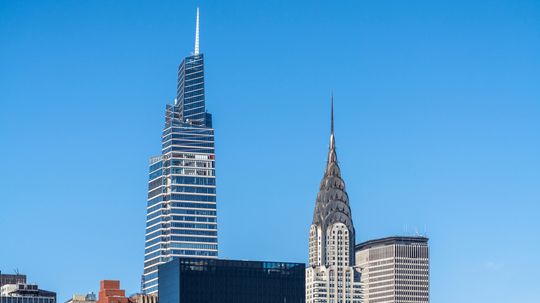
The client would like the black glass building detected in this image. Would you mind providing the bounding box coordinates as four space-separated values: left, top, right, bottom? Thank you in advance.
158 258 305 303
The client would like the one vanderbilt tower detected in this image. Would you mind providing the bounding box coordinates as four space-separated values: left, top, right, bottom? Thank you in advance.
142 8 218 294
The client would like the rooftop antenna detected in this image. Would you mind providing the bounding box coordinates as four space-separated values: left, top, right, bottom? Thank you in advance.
329 91 335 150
194 7 200 55
331 91 334 135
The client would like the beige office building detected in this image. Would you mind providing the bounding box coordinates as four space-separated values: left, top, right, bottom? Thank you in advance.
355 237 429 303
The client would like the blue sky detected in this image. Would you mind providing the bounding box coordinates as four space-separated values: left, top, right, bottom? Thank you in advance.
1 0 539 302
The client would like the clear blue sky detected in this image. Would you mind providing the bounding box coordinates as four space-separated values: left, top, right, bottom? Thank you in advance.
1 0 539 302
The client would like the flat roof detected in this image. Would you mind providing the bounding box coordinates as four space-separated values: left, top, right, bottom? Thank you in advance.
355 236 429 251
160 257 305 270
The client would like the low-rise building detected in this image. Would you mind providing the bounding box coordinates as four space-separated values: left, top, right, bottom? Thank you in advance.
128 294 157 303
0 283 56 303
65 293 97 303
159 258 305 303
96 281 128 303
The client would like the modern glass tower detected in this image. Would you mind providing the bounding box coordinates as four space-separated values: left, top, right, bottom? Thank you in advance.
142 8 218 294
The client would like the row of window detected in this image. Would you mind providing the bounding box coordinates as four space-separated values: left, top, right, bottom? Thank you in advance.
149 161 163 173
170 186 215 194
144 256 169 268
149 169 162 180
168 168 215 176
146 226 217 241
184 82 204 91
163 140 214 148
170 222 217 229
168 159 214 167
1 298 54 303
146 234 218 248
170 208 216 216
170 202 216 209
171 176 216 186
163 127 213 136
147 212 218 228
164 133 213 142
184 77 204 89
170 236 217 243
171 215 216 222
169 242 217 250
184 70 204 80
170 249 217 256
183 97 204 110
169 194 216 202
164 146 214 154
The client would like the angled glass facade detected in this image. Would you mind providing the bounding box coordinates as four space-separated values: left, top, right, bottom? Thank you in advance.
158 258 305 303
143 53 217 294
175 55 209 125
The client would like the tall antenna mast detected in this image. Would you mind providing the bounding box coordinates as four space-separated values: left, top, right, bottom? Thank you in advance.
331 91 334 135
194 7 200 55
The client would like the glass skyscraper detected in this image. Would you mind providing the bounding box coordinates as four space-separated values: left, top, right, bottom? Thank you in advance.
142 9 218 294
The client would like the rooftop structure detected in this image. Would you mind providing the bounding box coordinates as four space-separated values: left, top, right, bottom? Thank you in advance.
0 274 27 288
65 293 97 303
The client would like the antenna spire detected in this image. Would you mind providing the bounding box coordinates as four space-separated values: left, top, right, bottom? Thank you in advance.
194 7 200 55
330 92 335 149
331 92 334 135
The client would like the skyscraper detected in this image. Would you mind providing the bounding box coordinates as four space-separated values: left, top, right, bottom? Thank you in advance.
355 236 429 303
142 8 218 294
305 98 362 303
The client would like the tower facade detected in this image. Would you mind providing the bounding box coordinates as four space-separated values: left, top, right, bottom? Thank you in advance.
355 237 429 303
306 100 362 303
142 9 218 294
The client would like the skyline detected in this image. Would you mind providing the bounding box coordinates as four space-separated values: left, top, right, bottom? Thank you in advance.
1 1 540 303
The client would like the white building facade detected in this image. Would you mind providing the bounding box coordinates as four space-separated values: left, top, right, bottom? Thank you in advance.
355 237 429 303
306 102 362 303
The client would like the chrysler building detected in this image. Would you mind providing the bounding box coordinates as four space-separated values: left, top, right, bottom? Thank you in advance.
306 97 362 303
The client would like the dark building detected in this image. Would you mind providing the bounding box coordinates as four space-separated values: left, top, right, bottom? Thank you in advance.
0 274 26 287
158 258 305 303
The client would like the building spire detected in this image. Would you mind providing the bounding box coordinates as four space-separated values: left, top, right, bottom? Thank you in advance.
330 92 335 149
194 7 200 55
310 92 356 267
